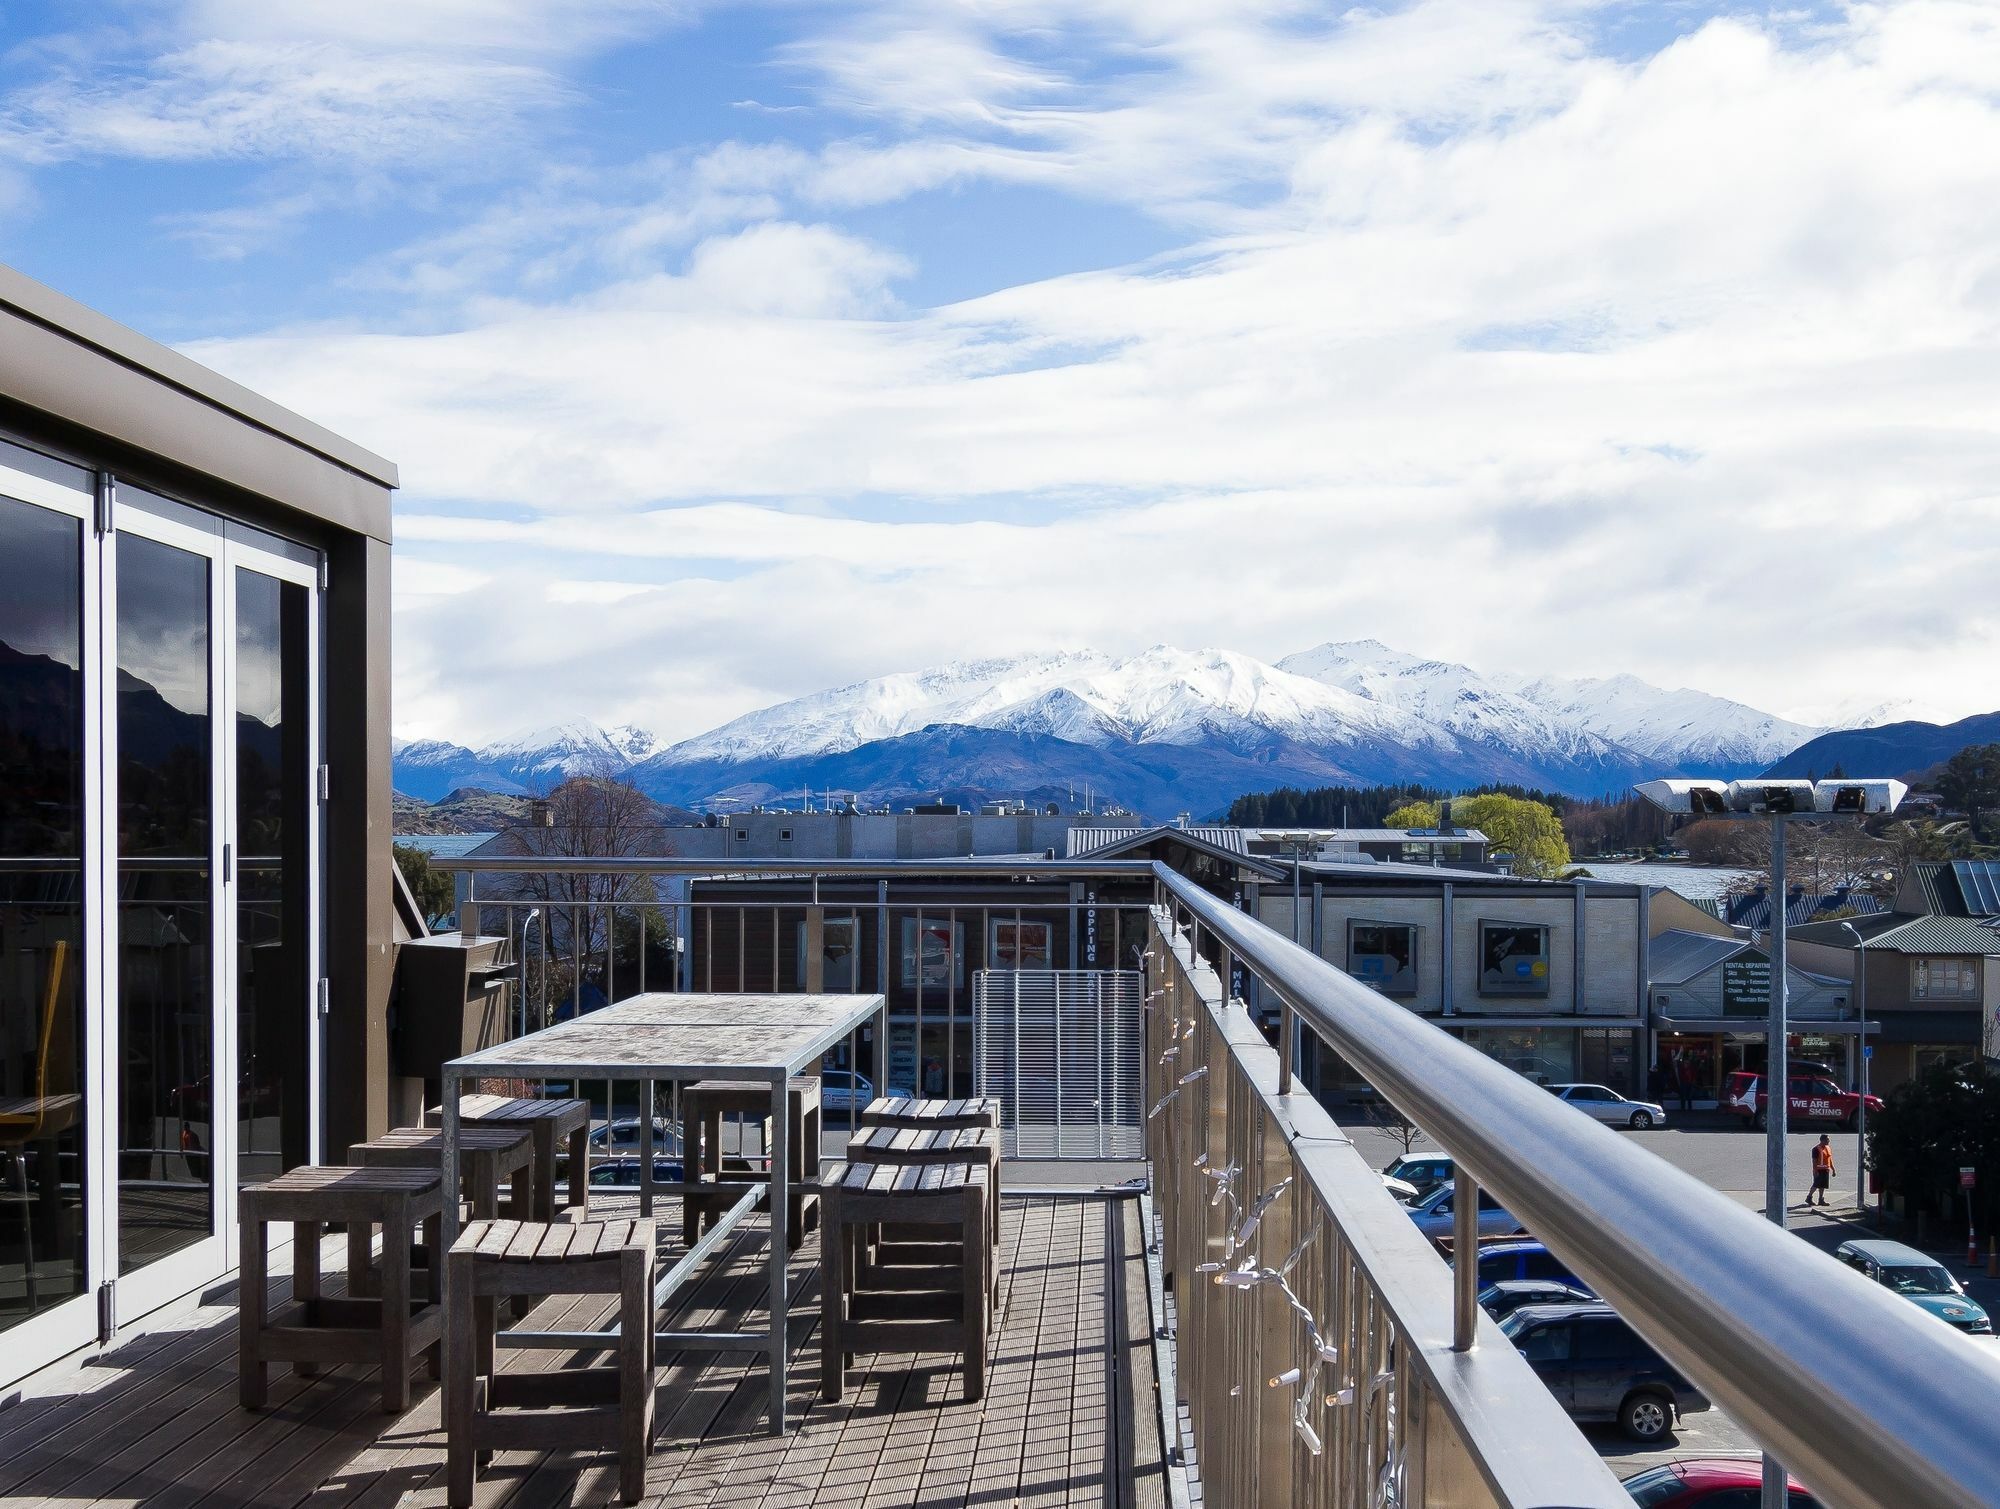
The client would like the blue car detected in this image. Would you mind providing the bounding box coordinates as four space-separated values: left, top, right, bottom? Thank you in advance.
588 1156 685 1188
1472 1240 1581 1287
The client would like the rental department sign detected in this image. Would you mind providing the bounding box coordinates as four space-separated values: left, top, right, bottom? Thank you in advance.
1722 956 1773 1015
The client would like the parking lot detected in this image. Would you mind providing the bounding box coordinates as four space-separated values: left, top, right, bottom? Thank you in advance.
1344 1109 1996 1487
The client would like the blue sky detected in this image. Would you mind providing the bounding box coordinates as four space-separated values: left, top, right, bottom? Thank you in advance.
2 1 1996 744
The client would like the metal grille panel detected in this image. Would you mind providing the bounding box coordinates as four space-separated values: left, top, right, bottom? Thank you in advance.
973 969 1143 1159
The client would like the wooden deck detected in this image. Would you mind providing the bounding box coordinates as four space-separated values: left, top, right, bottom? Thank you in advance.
0 1193 1164 1507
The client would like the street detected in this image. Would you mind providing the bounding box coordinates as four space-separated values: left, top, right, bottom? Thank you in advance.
1343 1111 1999 1489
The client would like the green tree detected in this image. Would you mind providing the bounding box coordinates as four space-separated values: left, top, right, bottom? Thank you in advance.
1382 793 1571 878
1382 800 1440 829
393 842 456 928
1936 743 2000 844
1867 1059 2000 1234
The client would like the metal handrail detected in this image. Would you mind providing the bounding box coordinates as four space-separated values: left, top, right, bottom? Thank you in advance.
1149 911 1629 1508
435 855 1162 878
1155 863 2000 1509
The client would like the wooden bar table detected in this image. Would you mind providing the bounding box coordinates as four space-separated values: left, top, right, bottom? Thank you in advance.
441 992 886 1434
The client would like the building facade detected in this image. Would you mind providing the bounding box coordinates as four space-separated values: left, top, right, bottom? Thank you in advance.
0 266 396 1384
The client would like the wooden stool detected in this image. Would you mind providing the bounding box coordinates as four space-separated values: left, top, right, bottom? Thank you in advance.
821 1161 988 1404
239 1165 445 1413
844 1123 1001 1311
858 1096 999 1133
431 1095 591 1222
446 1218 657 1507
352 1126 537 1220
681 1077 820 1251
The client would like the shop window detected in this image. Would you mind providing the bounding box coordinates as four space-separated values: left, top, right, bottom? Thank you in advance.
989 918 1053 970
795 915 859 991
1479 922 1551 997
1914 1044 1975 1076
900 916 965 991
1910 957 1979 1001
1348 921 1418 997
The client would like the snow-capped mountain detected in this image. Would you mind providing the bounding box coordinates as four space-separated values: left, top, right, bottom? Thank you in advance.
1491 670 1819 770
393 641 1834 813
646 647 1446 767
390 720 665 800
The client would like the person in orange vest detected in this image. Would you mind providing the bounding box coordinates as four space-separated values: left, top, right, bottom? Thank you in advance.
1808 1133 1835 1206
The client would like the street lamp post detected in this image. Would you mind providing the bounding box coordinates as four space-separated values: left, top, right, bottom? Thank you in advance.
1634 777 1905 1509
1841 919 1870 1215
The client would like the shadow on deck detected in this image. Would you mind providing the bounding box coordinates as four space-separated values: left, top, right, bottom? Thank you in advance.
0 1194 1164 1508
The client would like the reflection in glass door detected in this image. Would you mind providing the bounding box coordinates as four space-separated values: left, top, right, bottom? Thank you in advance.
113 533 216 1275
233 567 311 1185
0 493 90 1336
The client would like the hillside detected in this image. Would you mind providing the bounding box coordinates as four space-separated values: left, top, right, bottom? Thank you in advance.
1762 711 2000 780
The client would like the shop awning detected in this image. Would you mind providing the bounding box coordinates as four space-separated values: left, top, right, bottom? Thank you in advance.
1869 1010 1980 1044
1654 1018 1880 1037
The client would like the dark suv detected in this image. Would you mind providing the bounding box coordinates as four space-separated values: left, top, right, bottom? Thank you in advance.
1499 1303 1709 1441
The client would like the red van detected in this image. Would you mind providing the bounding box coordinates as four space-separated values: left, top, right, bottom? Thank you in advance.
1721 1070 1882 1131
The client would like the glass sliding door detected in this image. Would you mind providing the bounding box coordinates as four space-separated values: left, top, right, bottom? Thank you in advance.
232 566 312 1185
112 530 218 1278
0 457 323 1380
0 487 91 1341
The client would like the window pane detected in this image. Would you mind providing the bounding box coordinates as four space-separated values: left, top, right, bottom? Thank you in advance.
116 533 215 1274
1572 1317 1637 1360
1349 922 1418 996
1480 923 1551 996
235 569 310 1186
0 494 89 1332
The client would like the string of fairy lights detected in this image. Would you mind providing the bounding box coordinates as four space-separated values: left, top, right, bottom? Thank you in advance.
1143 930 1407 1504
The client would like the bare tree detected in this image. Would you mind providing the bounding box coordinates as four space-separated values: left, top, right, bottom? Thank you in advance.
1370 1096 1426 1158
491 776 673 1024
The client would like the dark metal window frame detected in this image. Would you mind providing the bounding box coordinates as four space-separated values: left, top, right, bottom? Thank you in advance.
1347 918 1419 997
1479 919 1552 997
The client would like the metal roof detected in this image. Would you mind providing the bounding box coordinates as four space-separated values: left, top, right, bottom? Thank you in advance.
1065 825 1247 859
1647 929 1752 985
0 262 399 490
1791 913 2000 956
1904 860 2000 918
1950 860 2000 916
1247 828 1488 845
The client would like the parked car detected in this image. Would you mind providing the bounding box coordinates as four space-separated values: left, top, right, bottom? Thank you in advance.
1499 1302 1709 1442
1407 1180 1524 1241
1472 1239 1581 1286
1721 1071 1882 1131
1548 1083 1667 1130
588 1156 685 1188
819 1069 877 1117
1479 1278 1597 1321
1833 1238 1994 1333
1380 1153 1453 1203
589 1117 682 1156
1622 1458 1822 1507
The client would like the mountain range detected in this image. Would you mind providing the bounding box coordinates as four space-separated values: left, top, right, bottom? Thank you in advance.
393 641 1856 816
1763 710 2000 781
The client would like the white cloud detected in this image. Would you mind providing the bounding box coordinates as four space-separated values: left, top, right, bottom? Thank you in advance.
139 0 2000 741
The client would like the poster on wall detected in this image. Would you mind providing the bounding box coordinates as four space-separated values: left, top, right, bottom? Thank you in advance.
887 1021 918 1094
990 919 1054 970
899 917 965 990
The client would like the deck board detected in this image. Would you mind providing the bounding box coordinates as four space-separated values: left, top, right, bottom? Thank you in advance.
0 1193 1163 1508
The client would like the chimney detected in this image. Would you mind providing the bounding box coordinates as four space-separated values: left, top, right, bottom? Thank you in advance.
529 799 554 828
1438 799 1453 833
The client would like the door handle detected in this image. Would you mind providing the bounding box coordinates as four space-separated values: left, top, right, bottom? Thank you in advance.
223 843 232 883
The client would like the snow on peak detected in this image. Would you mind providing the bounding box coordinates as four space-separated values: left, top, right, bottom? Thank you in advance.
647 644 1446 768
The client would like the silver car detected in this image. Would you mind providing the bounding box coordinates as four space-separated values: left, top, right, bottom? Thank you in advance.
1548 1083 1665 1130
1407 1181 1524 1241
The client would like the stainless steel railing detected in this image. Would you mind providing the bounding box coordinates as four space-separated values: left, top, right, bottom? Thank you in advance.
1146 903 1628 1509
1153 863 2000 1509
